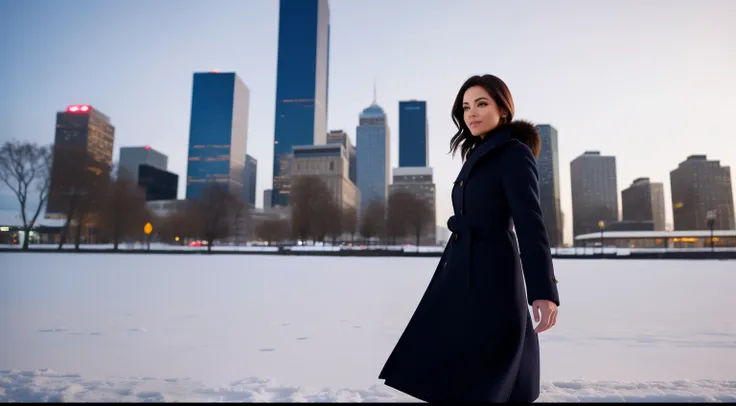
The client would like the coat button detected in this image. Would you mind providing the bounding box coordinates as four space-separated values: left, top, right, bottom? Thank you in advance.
460 209 464 215
454 234 459 240
443 261 448 268
459 180 464 186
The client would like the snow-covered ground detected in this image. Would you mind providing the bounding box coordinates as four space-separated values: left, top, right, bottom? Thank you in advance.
1 254 734 402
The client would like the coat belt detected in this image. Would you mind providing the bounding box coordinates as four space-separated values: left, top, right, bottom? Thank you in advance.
447 214 513 241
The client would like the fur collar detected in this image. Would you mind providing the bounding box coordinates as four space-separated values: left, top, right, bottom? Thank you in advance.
479 119 541 158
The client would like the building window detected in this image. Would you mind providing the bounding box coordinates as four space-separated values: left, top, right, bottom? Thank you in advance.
329 161 335 172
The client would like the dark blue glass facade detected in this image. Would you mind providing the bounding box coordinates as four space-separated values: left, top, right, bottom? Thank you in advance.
272 0 330 207
398 100 428 167
186 72 249 200
138 164 179 202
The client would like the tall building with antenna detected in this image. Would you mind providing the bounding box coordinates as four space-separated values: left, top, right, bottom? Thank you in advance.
356 87 391 212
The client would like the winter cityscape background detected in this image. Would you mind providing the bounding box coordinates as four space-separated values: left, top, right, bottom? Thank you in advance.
1 0 735 402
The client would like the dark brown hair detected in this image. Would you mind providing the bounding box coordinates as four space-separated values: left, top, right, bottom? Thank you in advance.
449 74 515 160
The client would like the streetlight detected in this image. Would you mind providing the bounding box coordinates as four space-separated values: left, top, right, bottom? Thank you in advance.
598 220 606 256
144 222 153 251
706 210 717 252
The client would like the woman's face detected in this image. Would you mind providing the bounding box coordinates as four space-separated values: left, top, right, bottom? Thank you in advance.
462 85 503 137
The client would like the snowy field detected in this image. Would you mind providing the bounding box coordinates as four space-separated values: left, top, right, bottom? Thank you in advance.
1 254 735 402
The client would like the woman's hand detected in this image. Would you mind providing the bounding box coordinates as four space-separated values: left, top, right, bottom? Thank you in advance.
532 299 558 333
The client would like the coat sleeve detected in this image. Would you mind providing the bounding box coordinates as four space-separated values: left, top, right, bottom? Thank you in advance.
500 142 560 307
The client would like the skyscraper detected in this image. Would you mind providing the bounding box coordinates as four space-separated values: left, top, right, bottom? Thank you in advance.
621 177 666 231
570 151 619 237
670 155 735 230
243 154 257 208
398 100 428 167
271 0 330 207
47 104 115 217
356 101 390 212
535 124 563 247
326 129 356 185
185 72 249 200
118 145 168 183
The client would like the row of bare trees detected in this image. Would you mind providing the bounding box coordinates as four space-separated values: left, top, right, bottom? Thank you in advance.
362 189 434 246
0 140 249 251
149 183 249 252
253 176 434 246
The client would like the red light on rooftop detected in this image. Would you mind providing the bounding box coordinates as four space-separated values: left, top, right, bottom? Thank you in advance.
145 145 151 150
210 69 220 73
66 104 91 114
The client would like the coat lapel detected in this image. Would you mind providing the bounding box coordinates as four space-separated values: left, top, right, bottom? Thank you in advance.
454 129 513 184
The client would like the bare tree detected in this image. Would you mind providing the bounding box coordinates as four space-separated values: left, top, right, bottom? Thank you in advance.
255 218 291 245
386 192 411 245
324 199 343 245
229 197 250 244
71 163 109 250
290 175 333 243
0 141 52 250
359 200 386 245
98 176 150 250
50 147 109 250
190 182 243 253
342 206 358 243
155 208 198 245
387 191 433 247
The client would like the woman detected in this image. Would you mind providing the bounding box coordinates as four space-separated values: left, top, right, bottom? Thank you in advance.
378 74 560 403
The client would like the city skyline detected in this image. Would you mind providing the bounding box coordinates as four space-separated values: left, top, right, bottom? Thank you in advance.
1 0 735 245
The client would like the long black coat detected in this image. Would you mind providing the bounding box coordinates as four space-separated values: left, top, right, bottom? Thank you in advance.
378 121 561 403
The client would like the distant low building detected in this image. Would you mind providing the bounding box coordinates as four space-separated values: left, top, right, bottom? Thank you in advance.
145 199 189 218
0 210 65 245
574 230 736 249
604 220 655 232
291 144 360 213
389 166 436 246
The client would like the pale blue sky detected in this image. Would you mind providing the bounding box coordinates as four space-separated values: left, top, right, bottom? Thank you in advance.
1 0 734 245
